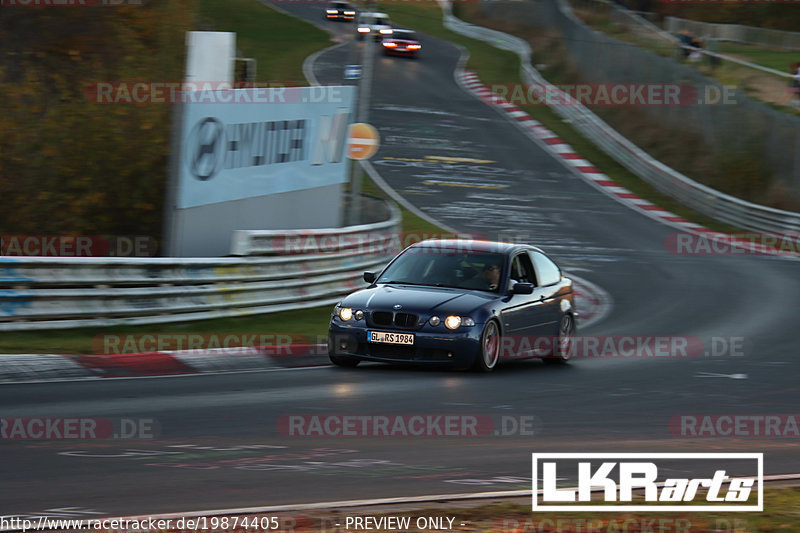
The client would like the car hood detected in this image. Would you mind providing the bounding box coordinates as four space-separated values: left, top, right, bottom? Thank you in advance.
341 284 493 316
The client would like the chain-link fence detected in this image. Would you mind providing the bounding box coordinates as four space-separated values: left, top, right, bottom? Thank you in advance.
665 17 800 51
479 0 800 194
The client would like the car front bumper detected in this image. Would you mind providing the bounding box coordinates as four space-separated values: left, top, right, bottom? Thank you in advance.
328 322 483 366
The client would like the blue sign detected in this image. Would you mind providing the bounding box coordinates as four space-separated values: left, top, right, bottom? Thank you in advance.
344 65 362 80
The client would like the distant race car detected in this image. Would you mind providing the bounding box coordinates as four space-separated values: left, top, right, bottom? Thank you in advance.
381 28 421 58
325 1 356 21
328 239 577 372
355 12 392 41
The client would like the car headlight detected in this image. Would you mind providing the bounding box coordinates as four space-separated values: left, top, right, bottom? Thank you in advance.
407 44 421 50
339 307 353 321
344 10 355 15
380 28 393 34
429 316 441 326
442 316 474 329
444 316 461 330
358 27 370 33
327 9 337 13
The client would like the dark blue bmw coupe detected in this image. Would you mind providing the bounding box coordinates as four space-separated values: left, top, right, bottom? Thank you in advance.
327 239 577 371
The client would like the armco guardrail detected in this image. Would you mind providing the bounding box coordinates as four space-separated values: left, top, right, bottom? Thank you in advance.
230 208 400 256
440 0 800 236
0 202 401 331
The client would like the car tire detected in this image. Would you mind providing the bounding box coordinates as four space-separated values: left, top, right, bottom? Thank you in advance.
473 320 500 372
329 353 360 368
544 313 575 364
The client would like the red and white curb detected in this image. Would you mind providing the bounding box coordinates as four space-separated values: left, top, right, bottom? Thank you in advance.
0 345 328 384
458 71 797 258
0 276 612 384
0 278 611 383
571 275 611 329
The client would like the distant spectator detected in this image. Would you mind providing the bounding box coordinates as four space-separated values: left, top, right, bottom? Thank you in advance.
706 38 721 70
790 63 800 109
677 30 693 60
791 62 800 110
688 36 704 62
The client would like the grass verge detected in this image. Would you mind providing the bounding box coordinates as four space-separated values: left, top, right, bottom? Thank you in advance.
196 0 331 85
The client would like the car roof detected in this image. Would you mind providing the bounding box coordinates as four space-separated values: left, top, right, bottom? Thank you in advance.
408 239 544 255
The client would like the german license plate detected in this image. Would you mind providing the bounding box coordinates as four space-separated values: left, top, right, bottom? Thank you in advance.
367 331 414 345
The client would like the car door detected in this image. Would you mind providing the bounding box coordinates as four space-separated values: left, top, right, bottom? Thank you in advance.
529 250 565 336
499 252 551 357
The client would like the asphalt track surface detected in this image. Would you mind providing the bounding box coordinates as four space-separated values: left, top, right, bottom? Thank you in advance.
2 5 800 520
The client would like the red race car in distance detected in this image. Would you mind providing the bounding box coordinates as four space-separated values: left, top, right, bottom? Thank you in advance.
381 29 421 58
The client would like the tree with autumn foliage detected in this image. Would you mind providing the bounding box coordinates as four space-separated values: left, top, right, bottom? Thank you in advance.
0 1 195 247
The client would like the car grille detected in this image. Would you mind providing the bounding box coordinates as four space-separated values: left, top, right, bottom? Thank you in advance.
369 311 419 329
394 312 418 328
367 344 415 359
371 311 393 326
365 344 451 361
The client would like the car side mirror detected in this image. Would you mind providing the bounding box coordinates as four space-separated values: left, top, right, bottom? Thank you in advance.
511 282 534 295
363 271 376 283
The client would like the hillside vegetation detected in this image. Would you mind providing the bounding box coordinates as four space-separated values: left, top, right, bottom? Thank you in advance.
0 0 330 247
0 1 195 240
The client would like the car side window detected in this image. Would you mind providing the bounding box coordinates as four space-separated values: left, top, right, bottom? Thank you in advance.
529 251 561 286
510 253 536 284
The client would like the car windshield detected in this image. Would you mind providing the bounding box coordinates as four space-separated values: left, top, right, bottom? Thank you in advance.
392 30 417 40
377 248 506 292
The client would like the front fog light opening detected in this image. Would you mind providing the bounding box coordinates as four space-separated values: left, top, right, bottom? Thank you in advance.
354 310 364 320
429 316 441 327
